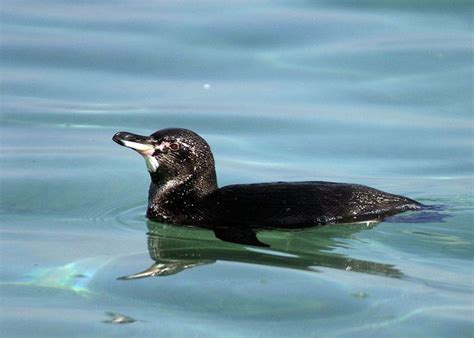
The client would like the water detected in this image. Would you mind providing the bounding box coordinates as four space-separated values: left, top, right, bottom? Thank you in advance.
1 1 473 337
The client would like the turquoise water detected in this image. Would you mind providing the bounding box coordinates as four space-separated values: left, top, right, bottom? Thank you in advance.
1 1 473 337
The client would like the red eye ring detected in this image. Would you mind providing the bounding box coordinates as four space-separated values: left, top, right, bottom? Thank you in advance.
169 142 180 151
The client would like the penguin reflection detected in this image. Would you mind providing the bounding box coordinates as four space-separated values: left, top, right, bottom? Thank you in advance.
118 221 402 280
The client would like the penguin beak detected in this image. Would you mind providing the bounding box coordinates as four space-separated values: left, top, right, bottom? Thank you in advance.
112 131 155 156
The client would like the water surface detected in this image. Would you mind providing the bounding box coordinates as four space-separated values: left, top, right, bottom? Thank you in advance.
1 1 473 337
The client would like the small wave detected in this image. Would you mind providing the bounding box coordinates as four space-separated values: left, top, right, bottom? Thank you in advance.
88 198 147 233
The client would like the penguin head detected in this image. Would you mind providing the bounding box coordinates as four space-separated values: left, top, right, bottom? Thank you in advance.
113 128 217 192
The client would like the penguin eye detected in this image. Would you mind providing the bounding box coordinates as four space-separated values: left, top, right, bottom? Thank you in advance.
169 142 180 151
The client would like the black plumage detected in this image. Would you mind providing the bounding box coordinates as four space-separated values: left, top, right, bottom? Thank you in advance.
208 181 420 228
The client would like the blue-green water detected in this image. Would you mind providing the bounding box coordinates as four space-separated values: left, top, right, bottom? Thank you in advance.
1 1 473 337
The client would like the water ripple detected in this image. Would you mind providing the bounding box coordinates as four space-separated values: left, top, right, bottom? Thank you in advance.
88 199 147 233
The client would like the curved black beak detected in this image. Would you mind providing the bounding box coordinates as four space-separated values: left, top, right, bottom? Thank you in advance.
112 131 155 156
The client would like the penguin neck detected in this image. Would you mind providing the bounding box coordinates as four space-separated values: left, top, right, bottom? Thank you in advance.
147 170 218 223
149 168 218 197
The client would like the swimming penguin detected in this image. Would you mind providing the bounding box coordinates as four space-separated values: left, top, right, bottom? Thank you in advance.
113 128 422 245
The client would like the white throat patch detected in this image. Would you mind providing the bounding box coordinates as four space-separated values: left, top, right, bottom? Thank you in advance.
144 156 159 173
119 139 158 172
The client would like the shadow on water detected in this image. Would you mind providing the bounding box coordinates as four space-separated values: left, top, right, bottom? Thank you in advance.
385 204 449 223
118 220 402 280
